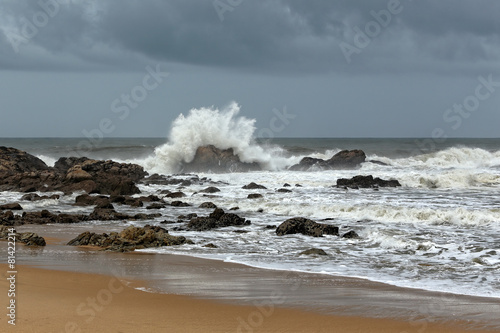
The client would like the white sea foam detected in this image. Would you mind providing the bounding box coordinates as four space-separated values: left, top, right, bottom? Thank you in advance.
143 102 298 174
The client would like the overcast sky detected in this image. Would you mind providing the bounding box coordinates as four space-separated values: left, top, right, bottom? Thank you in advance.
0 0 499 138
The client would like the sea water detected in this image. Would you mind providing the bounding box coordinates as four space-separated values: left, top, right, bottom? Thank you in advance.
1 103 499 299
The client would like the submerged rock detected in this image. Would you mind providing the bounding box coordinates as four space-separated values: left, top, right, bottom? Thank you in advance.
242 182 267 190
299 248 328 256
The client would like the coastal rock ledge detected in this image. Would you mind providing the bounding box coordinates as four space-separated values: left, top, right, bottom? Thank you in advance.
67 225 189 252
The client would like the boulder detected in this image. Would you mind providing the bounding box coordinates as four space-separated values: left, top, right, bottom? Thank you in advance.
289 150 366 171
181 145 261 173
247 193 263 199
277 188 292 193
199 186 221 193
342 230 360 239
0 227 46 246
187 208 250 231
165 192 186 198
242 182 267 190
276 217 338 237
0 203 23 210
21 193 60 201
299 248 328 256
336 175 401 189
0 147 48 173
67 225 189 252
199 202 217 209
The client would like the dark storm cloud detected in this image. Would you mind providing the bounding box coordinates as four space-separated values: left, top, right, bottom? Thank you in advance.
0 0 499 73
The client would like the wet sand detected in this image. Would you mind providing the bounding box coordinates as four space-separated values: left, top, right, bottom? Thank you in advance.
1 224 499 332
1 263 498 333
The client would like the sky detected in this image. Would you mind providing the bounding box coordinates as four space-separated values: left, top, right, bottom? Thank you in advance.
0 0 499 138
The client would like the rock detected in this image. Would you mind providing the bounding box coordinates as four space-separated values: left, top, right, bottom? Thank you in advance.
229 207 239 211
283 183 291 187
277 188 292 193
247 194 263 199
0 203 23 210
65 165 93 182
289 150 366 171
336 175 401 189
199 202 217 209
75 194 110 206
0 227 46 246
21 193 60 201
178 213 197 220
146 203 167 210
181 145 261 173
299 248 328 256
203 243 218 248
276 217 338 237
199 187 220 193
170 201 191 207
0 147 49 173
67 225 189 252
242 182 267 190
342 230 360 239
18 232 47 246
188 208 250 231
165 192 186 198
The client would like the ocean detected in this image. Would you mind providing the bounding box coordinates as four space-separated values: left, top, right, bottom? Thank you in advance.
1 109 499 301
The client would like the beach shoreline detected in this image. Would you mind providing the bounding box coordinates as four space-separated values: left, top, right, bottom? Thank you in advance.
1 232 500 332
1 262 499 333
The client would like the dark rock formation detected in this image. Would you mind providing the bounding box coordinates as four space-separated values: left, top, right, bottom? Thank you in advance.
289 150 366 171
187 208 250 231
299 248 327 256
199 202 217 209
0 147 49 173
342 230 360 239
247 193 263 199
181 145 261 173
336 175 401 189
21 193 60 201
203 243 218 248
0 147 147 195
199 186 221 193
242 182 267 190
0 226 46 246
146 203 167 210
276 217 338 237
165 191 186 198
170 201 191 207
0 203 23 210
67 225 189 252
277 188 292 193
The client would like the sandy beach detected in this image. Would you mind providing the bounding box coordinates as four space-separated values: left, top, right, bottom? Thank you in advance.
2 262 498 333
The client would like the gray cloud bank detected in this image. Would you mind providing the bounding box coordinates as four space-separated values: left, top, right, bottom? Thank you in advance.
1 0 499 74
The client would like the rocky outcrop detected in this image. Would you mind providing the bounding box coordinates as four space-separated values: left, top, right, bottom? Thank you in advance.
67 225 189 252
181 145 261 173
276 217 338 237
289 150 366 171
0 203 22 210
0 147 49 173
21 193 60 201
0 148 147 195
336 175 401 189
187 208 250 231
0 226 46 246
